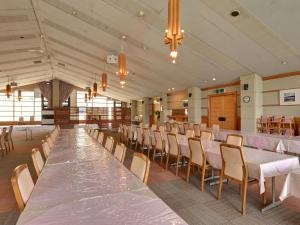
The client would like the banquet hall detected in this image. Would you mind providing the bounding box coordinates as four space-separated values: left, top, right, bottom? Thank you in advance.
0 0 300 224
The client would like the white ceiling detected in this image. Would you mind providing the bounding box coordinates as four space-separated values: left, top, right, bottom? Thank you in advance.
0 0 300 101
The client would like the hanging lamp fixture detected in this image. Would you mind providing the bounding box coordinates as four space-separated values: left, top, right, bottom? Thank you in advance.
84 93 88 102
17 90 22 101
88 88 92 100
164 0 184 64
116 53 129 87
6 84 11 98
93 82 97 97
102 73 107 92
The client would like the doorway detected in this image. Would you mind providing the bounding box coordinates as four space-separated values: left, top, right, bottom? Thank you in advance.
208 92 237 130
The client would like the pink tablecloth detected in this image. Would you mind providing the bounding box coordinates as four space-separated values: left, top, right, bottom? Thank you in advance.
16 128 187 225
176 135 299 194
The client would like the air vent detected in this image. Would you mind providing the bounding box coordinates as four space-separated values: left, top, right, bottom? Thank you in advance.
57 62 66 67
33 60 42 64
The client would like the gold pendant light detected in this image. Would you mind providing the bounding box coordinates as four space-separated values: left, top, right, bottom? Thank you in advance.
6 84 11 98
84 93 88 102
17 90 22 101
93 82 97 97
88 88 92 100
164 0 184 64
102 73 107 92
116 53 129 87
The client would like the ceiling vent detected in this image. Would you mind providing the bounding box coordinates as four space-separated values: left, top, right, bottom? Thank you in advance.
33 60 42 64
107 55 118 64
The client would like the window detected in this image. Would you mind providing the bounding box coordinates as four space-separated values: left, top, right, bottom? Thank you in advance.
0 91 42 122
76 91 120 120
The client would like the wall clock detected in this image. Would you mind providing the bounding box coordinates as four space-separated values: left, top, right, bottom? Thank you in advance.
243 96 250 103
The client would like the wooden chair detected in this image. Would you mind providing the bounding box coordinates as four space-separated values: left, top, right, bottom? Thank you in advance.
178 123 185 134
32 148 44 176
171 127 179 134
261 116 270 133
8 126 14 151
187 138 210 191
186 129 195 138
92 129 99 139
200 131 212 141
200 123 207 130
165 122 171 132
226 134 243 147
183 123 189 134
104 136 114 152
166 133 181 176
193 124 201 137
42 140 51 159
153 130 165 165
114 143 126 163
282 116 295 136
46 135 54 149
218 143 248 215
135 127 144 150
127 126 136 147
2 127 10 152
0 130 7 156
159 125 165 133
97 132 105 146
130 152 150 184
269 115 283 134
11 164 34 211
143 128 152 157
151 124 157 131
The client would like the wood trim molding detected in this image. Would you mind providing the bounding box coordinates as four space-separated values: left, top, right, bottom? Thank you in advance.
263 71 300 81
201 81 240 91
263 104 300 107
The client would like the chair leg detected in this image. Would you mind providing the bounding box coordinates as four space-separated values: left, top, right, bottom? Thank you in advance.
10 138 14 151
152 149 156 161
160 151 163 165
241 180 248 215
165 154 169 170
186 160 191 183
217 171 224 200
175 155 179 176
201 166 206 192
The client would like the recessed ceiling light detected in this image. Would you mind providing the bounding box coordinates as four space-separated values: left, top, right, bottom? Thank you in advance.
72 10 77 15
171 87 175 90
122 35 127 40
137 10 145 17
168 88 171 91
281 61 288 65
212 77 216 81
230 10 240 17
143 45 148 51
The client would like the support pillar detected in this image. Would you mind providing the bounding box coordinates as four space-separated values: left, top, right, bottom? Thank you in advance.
188 87 202 123
240 74 263 132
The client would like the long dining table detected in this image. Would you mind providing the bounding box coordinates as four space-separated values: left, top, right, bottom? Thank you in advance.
16 128 187 225
156 132 299 212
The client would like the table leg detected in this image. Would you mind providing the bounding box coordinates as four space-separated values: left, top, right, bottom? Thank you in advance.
261 177 283 212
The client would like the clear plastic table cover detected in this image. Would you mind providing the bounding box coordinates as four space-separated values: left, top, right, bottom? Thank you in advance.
17 128 187 225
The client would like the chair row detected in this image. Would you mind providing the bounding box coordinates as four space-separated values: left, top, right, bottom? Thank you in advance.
85 127 151 185
257 115 295 135
11 125 61 212
0 126 14 156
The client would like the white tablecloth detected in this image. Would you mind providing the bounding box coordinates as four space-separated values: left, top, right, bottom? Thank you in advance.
16 128 187 225
279 168 300 201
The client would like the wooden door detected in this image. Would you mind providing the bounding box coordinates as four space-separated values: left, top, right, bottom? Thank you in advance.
209 92 237 130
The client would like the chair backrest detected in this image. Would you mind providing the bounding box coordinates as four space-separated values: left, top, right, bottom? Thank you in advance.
171 127 178 134
136 128 143 144
143 128 151 146
200 131 212 141
32 148 44 176
42 140 51 159
114 143 126 163
186 129 195 138
154 131 164 151
92 130 99 139
212 124 220 131
130 152 150 184
105 136 114 152
193 124 201 137
183 123 189 132
159 125 165 133
178 124 185 134
188 137 205 166
89 129 95 136
8 126 13 135
46 136 54 148
200 123 207 130
173 123 179 129
151 124 157 131
97 132 105 145
226 134 243 147
166 122 171 132
220 143 247 182
167 133 180 156
11 164 34 211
